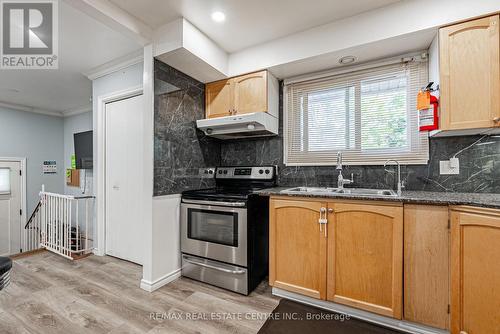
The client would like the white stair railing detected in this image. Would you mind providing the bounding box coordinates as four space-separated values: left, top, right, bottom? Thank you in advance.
23 200 42 253
30 187 95 260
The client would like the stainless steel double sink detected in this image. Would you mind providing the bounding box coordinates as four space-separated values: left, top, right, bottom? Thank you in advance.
280 187 398 197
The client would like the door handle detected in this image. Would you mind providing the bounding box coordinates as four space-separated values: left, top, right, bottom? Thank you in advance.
183 256 245 274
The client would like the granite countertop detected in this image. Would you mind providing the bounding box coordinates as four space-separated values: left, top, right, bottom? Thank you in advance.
255 187 500 209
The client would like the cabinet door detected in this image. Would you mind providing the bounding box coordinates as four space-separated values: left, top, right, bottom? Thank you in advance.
269 198 327 299
327 202 403 318
404 205 450 330
451 207 500 334
233 70 268 115
439 15 500 130
205 79 233 119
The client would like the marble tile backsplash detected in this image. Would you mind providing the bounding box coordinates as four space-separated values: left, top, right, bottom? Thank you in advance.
219 84 500 194
154 61 220 196
154 64 500 195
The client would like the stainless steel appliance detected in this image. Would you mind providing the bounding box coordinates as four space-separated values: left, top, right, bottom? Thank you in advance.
181 166 276 295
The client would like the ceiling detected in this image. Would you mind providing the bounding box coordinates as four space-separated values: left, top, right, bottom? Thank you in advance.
109 0 401 53
0 1 141 115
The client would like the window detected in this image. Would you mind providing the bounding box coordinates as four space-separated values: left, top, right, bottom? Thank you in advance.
285 59 429 165
0 168 10 194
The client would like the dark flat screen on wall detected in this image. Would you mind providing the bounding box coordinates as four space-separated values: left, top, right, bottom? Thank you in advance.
74 131 93 169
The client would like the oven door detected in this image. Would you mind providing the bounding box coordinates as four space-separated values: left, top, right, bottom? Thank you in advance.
180 199 247 267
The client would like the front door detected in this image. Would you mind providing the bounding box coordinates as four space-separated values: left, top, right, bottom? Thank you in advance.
0 161 22 256
105 95 144 264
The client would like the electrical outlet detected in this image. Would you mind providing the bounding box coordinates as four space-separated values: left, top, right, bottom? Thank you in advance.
440 159 460 175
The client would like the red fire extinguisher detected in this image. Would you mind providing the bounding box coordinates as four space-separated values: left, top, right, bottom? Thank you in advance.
419 94 439 131
418 83 439 131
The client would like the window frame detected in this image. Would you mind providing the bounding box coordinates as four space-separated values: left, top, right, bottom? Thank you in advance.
284 56 429 166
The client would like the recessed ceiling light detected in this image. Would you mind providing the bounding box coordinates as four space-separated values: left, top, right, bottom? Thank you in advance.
339 56 356 65
211 11 226 23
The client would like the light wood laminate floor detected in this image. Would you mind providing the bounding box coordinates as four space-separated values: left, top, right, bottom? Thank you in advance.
0 252 279 334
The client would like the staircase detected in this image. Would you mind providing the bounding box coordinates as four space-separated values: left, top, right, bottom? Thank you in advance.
24 188 95 260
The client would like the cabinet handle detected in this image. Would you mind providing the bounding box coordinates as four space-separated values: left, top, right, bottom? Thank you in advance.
328 208 334 214
493 117 500 123
233 109 237 115
460 331 468 334
319 207 328 237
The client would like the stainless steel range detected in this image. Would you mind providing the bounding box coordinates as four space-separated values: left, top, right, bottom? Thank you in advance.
180 166 276 295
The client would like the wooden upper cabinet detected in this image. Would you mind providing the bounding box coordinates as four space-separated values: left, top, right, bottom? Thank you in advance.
404 205 450 330
327 202 403 319
205 70 277 119
269 198 327 300
205 79 232 119
450 207 500 334
439 15 500 130
232 70 268 115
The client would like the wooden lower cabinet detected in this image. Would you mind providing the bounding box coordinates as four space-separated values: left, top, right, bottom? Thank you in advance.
327 202 403 318
404 205 450 330
269 198 327 299
450 206 500 334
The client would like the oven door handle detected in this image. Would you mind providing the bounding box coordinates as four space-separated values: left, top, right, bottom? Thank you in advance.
182 199 246 207
183 256 246 275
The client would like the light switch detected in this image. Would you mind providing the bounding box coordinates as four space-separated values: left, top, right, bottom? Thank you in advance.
440 158 460 175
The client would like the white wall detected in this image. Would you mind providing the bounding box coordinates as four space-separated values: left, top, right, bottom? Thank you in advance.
228 0 500 76
63 111 93 196
92 62 144 256
140 195 181 292
428 33 440 98
0 107 64 214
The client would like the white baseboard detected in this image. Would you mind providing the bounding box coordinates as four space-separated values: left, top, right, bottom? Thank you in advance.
92 248 105 256
273 288 448 334
140 268 181 292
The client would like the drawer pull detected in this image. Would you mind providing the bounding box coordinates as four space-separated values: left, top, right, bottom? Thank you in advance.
183 256 245 274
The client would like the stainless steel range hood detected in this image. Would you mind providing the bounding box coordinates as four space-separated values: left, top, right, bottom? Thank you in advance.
196 112 278 139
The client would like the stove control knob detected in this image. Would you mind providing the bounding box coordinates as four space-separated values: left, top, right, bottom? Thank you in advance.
223 170 228 174
209 170 213 174
259 169 264 174
265 169 270 174
218 170 222 174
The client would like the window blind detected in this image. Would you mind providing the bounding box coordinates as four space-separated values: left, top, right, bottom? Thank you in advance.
284 59 429 165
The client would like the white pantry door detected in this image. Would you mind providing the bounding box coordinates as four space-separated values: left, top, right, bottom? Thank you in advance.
0 161 22 256
105 95 144 264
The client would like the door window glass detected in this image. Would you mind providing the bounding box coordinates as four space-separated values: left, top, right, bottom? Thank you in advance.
0 168 10 194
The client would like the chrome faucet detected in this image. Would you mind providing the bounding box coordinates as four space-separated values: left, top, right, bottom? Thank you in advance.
336 152 354 189
384 159 403 196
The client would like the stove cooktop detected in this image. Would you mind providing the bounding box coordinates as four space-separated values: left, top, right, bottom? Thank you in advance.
182 166 277 202
182 187 264 201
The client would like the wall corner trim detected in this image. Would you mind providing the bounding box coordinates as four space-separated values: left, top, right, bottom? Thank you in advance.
140 268 181 292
